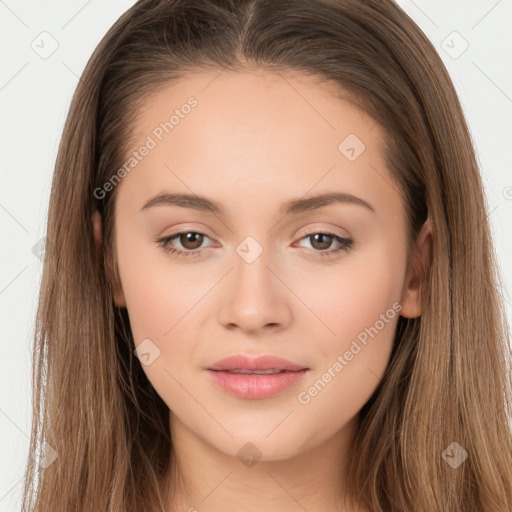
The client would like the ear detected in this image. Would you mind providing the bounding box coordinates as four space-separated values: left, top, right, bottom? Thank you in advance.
92 210 127 308
400 217 433 319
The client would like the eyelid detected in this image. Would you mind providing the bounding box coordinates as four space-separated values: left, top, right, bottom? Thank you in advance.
299 225 348 238
158 223 215 237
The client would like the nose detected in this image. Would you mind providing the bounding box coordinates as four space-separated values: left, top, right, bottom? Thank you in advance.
217 248 292 335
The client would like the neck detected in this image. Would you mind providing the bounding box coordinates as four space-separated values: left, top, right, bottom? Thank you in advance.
158 411 367 512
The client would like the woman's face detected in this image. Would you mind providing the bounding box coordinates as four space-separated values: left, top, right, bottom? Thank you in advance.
98 69 425 461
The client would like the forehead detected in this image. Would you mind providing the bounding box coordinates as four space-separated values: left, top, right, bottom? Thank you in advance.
115 68 400 221
132 68 381 156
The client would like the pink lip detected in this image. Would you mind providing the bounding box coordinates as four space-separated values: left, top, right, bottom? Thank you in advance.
207 354 307 372
205 355 309 399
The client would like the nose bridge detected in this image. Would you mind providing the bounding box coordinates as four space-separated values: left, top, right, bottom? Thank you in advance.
234 239 274 296
216 235 292 332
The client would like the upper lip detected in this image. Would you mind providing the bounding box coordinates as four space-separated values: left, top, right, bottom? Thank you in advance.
207 355 308 372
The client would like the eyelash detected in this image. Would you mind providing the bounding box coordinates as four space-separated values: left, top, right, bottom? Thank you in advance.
154 229 353 259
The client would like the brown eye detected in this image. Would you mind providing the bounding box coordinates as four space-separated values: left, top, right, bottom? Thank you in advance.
308 233 334 251
155 230 215 258
295 230 353 258
178 232 204 250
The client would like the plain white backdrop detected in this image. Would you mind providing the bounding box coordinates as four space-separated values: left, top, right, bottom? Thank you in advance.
0 1 511 510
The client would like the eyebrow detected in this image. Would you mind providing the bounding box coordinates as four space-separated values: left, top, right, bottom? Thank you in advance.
140 191 375 215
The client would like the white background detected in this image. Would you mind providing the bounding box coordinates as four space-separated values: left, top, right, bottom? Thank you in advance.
0 1 511 510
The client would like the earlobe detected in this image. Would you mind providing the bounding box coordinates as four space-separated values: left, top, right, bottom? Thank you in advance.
91 210 127 308
400 217 433 319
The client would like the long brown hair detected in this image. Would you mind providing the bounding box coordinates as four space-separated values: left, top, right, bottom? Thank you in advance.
22 0 512 510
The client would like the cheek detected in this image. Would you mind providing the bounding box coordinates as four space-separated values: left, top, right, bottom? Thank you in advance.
114 229 217 396
292 239 406 410
296 239 406 350
114 234 206 411
115 227 202 340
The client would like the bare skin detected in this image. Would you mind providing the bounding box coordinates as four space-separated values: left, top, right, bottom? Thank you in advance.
93 68 432 512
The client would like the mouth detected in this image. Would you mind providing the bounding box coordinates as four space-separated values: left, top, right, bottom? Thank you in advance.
205 355 310 399
212 368 295 375
207 354 308 372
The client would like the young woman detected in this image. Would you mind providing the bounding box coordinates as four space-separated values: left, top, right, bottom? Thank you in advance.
22 0 512 511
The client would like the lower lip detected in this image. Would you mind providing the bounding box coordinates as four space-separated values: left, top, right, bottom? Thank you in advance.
205 369 309 399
